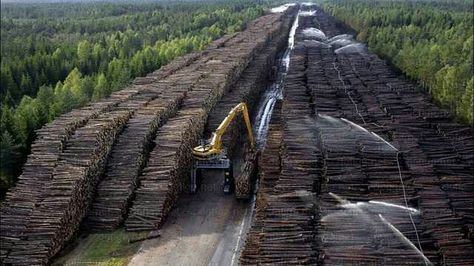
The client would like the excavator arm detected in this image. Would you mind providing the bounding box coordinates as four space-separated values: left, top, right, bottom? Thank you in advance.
192 102 255 160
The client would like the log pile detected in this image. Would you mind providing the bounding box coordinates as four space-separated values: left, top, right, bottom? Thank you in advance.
336 47 474 263
242 6 473 265
84 89 186 230
83 69 206 231
241 42 319 265
235 151 258 199
132 52 202 85
124 9 297 232
240 100 284 263
0 87 140 262
203 13 292 199
0 9 298 263
310 8 473 262
0 32 205 262
125 108 207 231
314 116 438 264
2 109 132 265
258 100 284 193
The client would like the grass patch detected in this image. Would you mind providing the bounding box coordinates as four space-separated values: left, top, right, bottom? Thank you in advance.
53 229 148 266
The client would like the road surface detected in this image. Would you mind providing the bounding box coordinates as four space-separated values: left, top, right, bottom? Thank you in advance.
128 164 254 266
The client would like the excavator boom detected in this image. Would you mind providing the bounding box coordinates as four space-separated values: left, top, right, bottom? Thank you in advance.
191 102 258 195
192 102 255 159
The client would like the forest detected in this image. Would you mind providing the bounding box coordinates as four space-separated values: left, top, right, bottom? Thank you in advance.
318 0 473 125
0 0 268 195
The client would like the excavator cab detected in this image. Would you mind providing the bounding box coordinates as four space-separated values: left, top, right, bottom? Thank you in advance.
191 102 255 194
192 140 225 161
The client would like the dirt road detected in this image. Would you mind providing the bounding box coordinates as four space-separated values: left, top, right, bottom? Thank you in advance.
128 167 253 266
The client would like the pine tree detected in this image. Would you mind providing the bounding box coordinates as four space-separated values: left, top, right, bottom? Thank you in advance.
92 73 110 100
13 96 39 144
0 105 14 136
20 74 33 96
107 58 130 90
459 78 474 125
62 68 85 104
36 85 54 125
77 40 92 74
0 65 18 101
0 131 21 191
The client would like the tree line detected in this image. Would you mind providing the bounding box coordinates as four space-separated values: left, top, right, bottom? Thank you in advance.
0 0 266 195
318 0 473 126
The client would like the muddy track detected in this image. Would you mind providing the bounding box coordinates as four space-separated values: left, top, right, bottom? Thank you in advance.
241 5 473 265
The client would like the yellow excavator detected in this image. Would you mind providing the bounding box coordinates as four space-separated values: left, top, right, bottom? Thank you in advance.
191 102 256 193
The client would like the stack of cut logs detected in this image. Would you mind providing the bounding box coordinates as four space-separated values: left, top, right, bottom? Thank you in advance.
0 86 139 258
84 89 186 230
205 14 292 199
125 9 296 231
125 108 207 231
4 109 132 265
242 5 473 265
0 8 298 264
242 40 320 265
235 151 258 199
0 41 204 263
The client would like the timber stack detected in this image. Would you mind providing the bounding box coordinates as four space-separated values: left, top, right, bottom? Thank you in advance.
84 90 186 230
0 43 203 263
241 5 473 265
125 8 297 231
0 7 297 264
235 150 259 199
205 12 293 199
242 38 320 264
